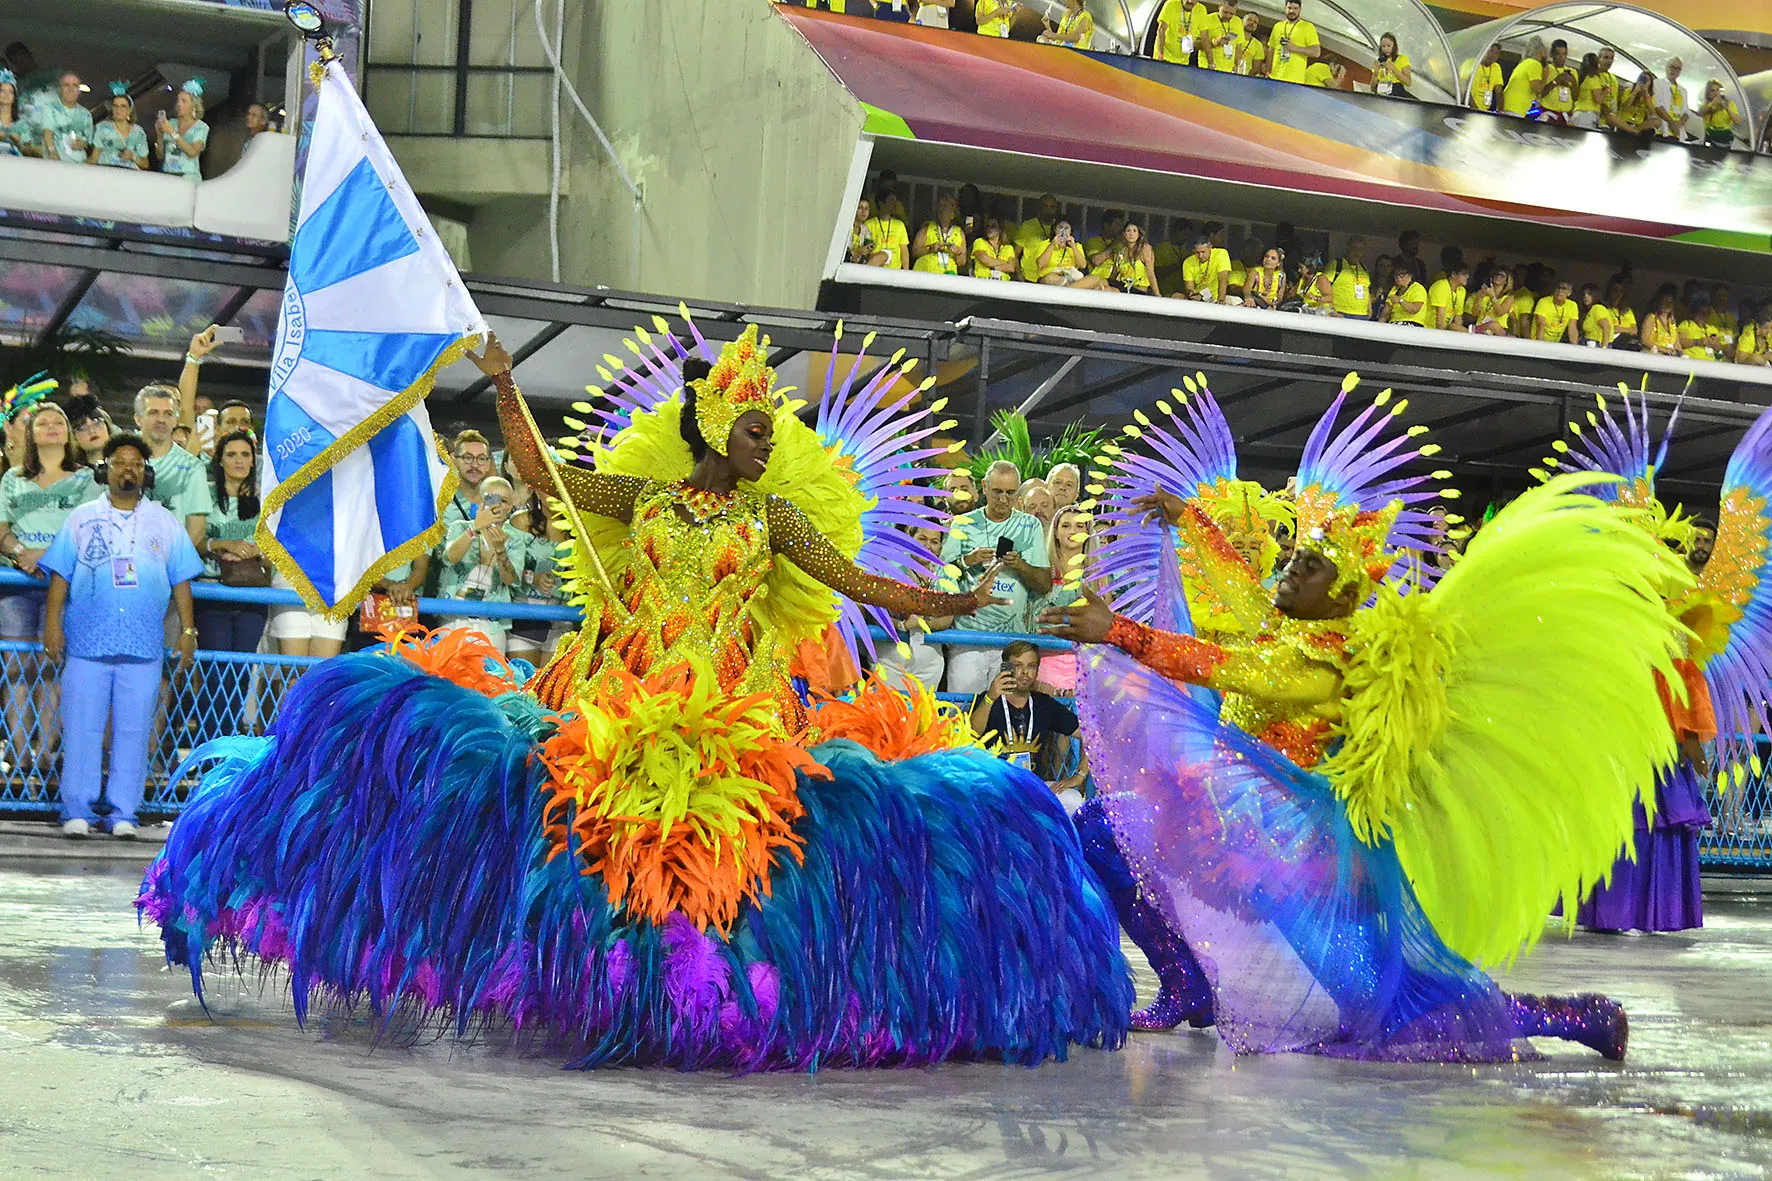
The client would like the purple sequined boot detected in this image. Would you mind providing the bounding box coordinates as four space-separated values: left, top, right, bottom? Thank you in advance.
1507 992 1629 1060
1121 889 1215 1031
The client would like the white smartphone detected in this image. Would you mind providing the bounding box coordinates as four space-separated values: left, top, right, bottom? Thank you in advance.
211 325 245 345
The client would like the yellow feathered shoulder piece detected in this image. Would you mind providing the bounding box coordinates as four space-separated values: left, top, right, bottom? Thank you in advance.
568 394 868 655
1321 473 1689 967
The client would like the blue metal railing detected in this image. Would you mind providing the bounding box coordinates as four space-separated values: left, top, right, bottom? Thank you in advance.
0 569 1765 872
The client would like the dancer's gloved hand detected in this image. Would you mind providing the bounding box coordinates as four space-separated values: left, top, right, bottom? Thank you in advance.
1038 590 1112 644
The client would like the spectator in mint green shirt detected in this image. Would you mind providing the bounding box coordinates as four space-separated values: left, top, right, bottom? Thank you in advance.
153 78 208 181
939 459 1053 695
0 400 97 776
89 83 148 169
134 384 211 551
33 71 92 163
438 476 521 655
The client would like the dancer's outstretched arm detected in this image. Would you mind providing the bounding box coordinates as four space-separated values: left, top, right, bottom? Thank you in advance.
765 495 998 618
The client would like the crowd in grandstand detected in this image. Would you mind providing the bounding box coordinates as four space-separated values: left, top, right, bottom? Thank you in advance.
850 178 1772 364
796 0 1752 148
0 42 279 180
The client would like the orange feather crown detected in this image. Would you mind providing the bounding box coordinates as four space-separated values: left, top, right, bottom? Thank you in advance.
691 324 779 457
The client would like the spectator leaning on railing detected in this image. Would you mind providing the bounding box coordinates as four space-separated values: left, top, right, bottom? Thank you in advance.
1198 0 1244 74
41 433 202 840
911 192 967 277
0 399 97 780
939 459 1051 695
974 0 1016 38
35 70 91 163
1539 40 1578 126
968 639 1088 809
971 218 1019 280
1038 0 1094 49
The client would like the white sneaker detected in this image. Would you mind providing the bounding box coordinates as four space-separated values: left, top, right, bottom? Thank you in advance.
110 821 138 840
61 818 91 839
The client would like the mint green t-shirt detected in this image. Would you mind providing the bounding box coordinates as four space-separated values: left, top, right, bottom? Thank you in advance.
148 445 214 527
202 487 259 578
0 469 101 551
939 508 1050 636
439 519 516 633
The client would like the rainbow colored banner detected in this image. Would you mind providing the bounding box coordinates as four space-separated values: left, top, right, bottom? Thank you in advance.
783 8 1771 252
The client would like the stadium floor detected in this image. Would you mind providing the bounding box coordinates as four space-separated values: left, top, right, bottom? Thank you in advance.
6 857 1772 1179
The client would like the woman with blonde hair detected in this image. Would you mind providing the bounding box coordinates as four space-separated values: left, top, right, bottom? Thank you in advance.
155 78 209 181
1031 502 1097 696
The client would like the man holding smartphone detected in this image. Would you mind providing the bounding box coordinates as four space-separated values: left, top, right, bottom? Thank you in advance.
940 459 1052 695
969 640 1088 806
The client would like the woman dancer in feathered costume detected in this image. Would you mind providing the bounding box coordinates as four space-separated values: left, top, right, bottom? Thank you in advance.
1047 375 1689 1060
1556 390 1772 932
138 316 1133 1070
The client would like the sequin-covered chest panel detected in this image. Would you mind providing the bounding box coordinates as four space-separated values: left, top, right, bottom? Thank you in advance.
588 483 784 701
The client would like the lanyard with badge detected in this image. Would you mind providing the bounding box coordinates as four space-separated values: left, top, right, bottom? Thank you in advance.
1000 696 1038 772
108 504 140 589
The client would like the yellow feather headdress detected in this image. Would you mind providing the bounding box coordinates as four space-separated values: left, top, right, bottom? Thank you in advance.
692 324 779 457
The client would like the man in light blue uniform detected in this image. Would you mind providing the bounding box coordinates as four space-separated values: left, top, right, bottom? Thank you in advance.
939 459 1052 694
42 434 202 839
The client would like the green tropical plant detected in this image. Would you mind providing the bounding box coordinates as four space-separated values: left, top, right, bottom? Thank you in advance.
968 410 1106 483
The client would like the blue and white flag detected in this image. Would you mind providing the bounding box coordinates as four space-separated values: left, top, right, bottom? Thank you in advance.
258 58 485 617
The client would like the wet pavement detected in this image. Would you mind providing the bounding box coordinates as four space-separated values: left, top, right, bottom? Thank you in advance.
5 859 1772 1180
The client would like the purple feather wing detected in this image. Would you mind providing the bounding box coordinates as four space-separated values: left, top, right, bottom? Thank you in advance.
1295 385 1443 579
1700 407 1772 768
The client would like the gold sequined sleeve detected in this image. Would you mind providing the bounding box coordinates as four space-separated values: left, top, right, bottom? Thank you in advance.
765 496 979 618
493 372 643 523
1105 614 1340 706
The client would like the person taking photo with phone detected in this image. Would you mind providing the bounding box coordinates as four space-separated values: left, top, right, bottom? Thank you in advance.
969 640 1089 809
940 459 1053 694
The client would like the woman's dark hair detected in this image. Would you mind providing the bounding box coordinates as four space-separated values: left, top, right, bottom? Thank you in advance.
209 429 260 519
680 355 713 462
19 401 85 480
1578 52 1600 83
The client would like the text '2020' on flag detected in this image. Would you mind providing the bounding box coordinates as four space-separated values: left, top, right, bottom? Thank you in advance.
257 57 486 619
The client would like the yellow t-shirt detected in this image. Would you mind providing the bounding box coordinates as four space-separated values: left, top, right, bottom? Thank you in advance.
1470 62 1504 111
1642 315 1678 353
1575 72 1615 114
1155 0 1210 63
1055 9 1094 49
1677 319 1713 360
1372 54 1411 96
1582 303 1615 346
1329 260 1371 317
1387 281 1430 326
1239 36 1266 76
1196 12 1246 73
911 222 967 275
1246 266 1285 305
1228 261 1248 293
1468 290 1501 327
1302 272 1331 309
863 216 909 268
1267 18 1319 84
1617 89 1654 130
1034 240 1089 281
1534 296 1580 343
1610 305 1638 336
1095 253 1151 291
1427 279 1465 329
1502 58 1543 116
1738 324 1768 363
1708 100 1741 133
971 238 1016 280
1510 290 1537 335
975 0 1013 37
1181 249 1232 299
1304 61 1333 87
1540 62 1578 113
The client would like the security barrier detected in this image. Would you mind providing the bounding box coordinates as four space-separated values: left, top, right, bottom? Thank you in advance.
0 570 1765 873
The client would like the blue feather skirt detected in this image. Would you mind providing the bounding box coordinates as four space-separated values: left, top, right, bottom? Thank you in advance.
138 651 1133 1070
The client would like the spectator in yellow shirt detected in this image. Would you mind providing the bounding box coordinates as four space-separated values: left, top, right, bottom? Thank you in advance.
1267 0 1320 85
1578 283 1615 347
1198 0 1245 73
1539 39 1578 124
1154 0 1202 64
1427 263 1468 330
1699 80 1742 148
1326 237 1371 318
1738 306 1772 366
1015 194 1062 279
847 198 890 267
1467 265 1513 336
1176 236 1233 303
911 194 968 276
1640 291 1681 357
1086 211 1158 290
975 0 1017 38
1502 38 1547 116
1572 49 1617 130
1304 59 1345 88
1039 0 1094 49
971 219 1019 280
1468 44 1503 113
860 198 910 270
1033 219 1108 290
1371 33 1412 99
1243 246 1288 309
1534 280 1580 344
1706 283 1738 353
1615 71 1658 137
1604 280 1638 346
1237 15 1266 75
1297 255 1332 313
1095 222 1157 295
1382 267 1429 327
